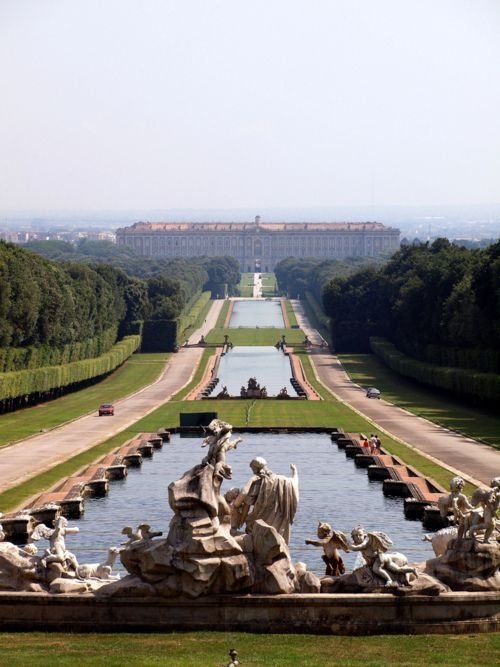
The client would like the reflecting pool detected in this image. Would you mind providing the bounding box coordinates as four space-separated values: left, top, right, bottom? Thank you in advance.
230 299 284 328
213 346 295 396
68 433 433 576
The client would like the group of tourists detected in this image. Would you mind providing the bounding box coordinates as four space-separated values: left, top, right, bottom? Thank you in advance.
361 433 382 454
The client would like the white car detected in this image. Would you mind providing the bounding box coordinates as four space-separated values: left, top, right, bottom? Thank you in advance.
366 387 381 399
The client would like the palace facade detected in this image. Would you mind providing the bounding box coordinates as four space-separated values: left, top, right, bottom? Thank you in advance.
116 217 400 271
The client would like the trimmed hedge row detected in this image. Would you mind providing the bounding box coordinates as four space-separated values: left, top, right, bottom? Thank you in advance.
0 326 119 373
302 291 330 342
0 335 140 402
370 337 500 406
419 343 500 375
141 291 211 353
141 320 178 353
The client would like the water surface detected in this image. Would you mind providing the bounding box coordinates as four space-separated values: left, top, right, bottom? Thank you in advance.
213 346 295 396
68 433 433 576
230 299 284 328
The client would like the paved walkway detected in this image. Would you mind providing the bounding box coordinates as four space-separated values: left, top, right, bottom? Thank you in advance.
291 300 500 487
252 272 262 298
0 300 224 495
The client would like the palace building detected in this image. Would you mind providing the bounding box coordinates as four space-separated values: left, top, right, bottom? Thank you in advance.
116 217 400 272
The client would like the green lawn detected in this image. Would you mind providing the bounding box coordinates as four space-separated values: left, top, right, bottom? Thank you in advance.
285 299 299 327
238 272 255 297
0 353 168 448
261 272 277 296
339 353 500 449
215 299 231 328
205 327 305 346
1 631 498 666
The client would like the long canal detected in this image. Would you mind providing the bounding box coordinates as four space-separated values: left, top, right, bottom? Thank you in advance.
66 296 434 574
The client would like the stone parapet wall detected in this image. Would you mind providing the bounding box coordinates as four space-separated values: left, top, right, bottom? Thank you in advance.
0 592 498 634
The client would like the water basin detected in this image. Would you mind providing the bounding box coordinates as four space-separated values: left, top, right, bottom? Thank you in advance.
230 299 284 328
213 346 295 396
68 433 433 576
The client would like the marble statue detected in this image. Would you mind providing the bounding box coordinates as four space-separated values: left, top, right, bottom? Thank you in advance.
458 485 499 543
233 457 299 544
438 476 473 524
240 378 268 398
294 561 321 593
99 421 298 598
137 524 163 540
277 386 290 399
76 546 121 580
305 521 349 576
200 418 242 470
31 516 80 572
423 526 458 556
349 526 417 587
224 487 243 531
422 479 500 592
121 526 144 546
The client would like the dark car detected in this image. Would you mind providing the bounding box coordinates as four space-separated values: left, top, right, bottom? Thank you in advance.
98 403 115 416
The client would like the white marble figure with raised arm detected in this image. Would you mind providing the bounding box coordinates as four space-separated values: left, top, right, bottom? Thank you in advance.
201 419 242 470
30 516 80 572
233 457 299 544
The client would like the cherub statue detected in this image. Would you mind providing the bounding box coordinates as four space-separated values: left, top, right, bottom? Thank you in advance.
458 483 500 543
305 521 349 576
438 476 473 524
349 525 417 587
223 487 243 531
121 526 143 546
137 524 163 540
30 516 80 572
201 419 242 469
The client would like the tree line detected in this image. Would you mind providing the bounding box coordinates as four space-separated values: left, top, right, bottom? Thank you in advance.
1 240 241 371
322 239 500 372
275 256 381 304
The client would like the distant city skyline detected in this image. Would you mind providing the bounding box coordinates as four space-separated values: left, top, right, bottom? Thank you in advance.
1 1 499 211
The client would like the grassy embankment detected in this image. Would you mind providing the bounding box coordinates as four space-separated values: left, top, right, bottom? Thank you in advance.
339 353 500 450
238 272 255 297
215 299 231 328
261 272 277 296
206 328 305 346
1 631 498 666
284 299 299 327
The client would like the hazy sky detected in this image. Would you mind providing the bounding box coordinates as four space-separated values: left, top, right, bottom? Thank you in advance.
1 0 499 211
